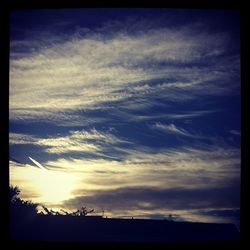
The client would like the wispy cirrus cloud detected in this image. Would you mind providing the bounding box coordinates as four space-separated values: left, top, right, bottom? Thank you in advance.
152 122 192 136
9 129 132 158
10 138 240 190
9 132 38 145
108 109 221 125
48 144 240 221
10 18 240 124
230 130 241 136
38 129 130 155
46 144 241 190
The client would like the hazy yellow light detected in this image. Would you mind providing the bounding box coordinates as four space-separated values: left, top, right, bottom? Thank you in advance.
10 164 78 205
34 170 77 204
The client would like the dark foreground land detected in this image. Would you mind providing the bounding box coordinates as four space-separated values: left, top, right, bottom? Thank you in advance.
11 215 240 242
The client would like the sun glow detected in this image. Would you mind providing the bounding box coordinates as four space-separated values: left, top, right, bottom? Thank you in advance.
10 164 78 205
34 170 77 204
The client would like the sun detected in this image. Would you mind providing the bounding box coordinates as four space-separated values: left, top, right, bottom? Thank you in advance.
33 170 77 204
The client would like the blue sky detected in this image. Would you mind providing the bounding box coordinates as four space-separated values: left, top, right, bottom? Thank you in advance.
9 8 240 226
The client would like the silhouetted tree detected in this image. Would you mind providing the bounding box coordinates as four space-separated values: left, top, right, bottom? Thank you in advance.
41 205 95 216
9 186 20 202
72 206 94 216
10 186 38 222
60 209 69 215
41 205 53 215
10 186 95 218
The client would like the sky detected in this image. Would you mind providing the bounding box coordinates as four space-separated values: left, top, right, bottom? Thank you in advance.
9 8 241 227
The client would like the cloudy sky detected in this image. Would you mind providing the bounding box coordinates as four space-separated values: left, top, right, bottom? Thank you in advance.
9 8 240 227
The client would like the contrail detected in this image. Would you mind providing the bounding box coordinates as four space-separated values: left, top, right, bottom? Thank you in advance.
29 157 48 170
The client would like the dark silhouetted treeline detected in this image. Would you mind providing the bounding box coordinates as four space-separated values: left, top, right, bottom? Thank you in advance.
10 186 240 242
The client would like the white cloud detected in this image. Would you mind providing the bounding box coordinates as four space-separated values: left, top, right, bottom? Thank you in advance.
152 122 192 137
9 132 38 145
230 130 241 136
69 128 127 144
165 110 220 119
9 129 131 156
38 136 100 154
9 107 108 127
42 144 241 190
10 21 239 123
10 137 240 192
108 109 220 124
